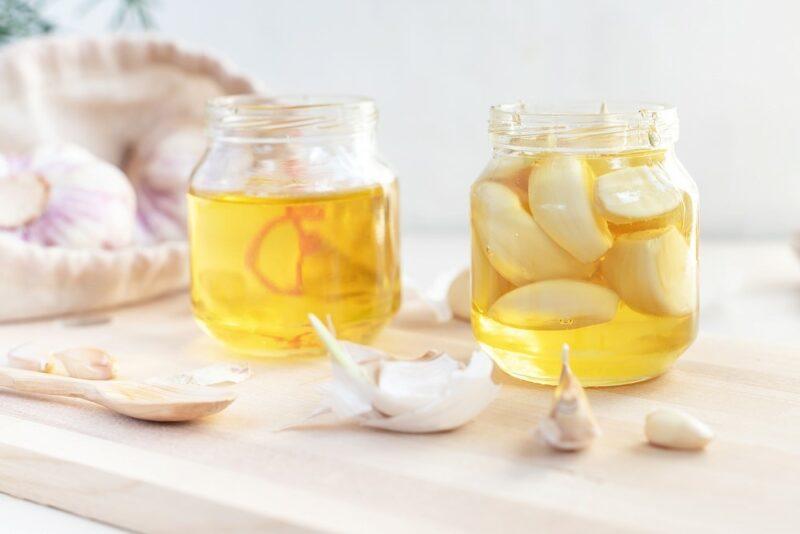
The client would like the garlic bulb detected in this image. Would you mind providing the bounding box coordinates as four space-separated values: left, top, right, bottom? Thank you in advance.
0 144 136 249
303 314 499 433
537 344 601 451
125 121 207 243
392 280 451 326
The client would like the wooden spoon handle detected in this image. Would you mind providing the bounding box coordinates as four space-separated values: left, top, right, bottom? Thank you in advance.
0 366 97 400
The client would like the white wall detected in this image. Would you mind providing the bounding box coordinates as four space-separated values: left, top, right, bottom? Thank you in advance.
48 0 800 237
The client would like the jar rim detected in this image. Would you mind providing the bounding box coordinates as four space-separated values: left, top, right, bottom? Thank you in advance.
207 94 378 142
489 100 678 153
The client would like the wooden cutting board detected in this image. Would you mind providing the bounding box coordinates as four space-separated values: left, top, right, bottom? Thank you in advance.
0 294 798 533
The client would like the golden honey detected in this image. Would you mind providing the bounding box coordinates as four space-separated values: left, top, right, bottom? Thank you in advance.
189 182 400 356
471 147 698 386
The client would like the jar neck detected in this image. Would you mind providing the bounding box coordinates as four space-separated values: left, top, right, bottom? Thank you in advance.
207 94 378 148
489 101 679 155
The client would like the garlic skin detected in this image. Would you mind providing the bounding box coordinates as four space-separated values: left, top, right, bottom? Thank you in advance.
0 144 136 249
537 344 600 451
149 363 252 387
51 347 117 380
307 314 499 433
645 409 713 450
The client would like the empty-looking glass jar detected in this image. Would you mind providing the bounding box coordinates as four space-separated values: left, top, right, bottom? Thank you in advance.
471 102 698 385
189 95 400 356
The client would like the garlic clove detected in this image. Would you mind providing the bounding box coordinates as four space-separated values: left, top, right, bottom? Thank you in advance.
645 409 713 450
538 344 601 451
446 268 471 321
488 279 619 330
149 363 252 387
529 155 613 263
7 343 55 373
472 181 596 285
601 226 696 316
393 280 451 326
594 165 682 223
364 350 499 433
0 171 49 229
51 347 117 380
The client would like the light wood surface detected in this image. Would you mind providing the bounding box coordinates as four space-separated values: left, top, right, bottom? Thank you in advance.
0 293 798 533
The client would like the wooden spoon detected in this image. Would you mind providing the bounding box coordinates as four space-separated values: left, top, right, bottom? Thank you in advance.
0 366 236 422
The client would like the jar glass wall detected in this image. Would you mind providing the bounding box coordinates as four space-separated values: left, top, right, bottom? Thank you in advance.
189 95 400 357
471 102 698 386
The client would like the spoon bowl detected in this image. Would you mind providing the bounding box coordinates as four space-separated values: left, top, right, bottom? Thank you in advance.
0 366 237 422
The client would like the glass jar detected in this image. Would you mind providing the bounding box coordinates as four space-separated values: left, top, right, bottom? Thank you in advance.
189 95 400 356
470 102 698 386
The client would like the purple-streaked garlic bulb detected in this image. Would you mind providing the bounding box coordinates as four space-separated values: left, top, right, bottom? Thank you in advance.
0 144 136 249
125 121 207 243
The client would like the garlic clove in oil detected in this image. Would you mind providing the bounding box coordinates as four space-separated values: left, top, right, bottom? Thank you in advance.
306 314 499 433
594 165 682 223
472 181 595 285
645 408 713 450
489 279 619 330
529 155 613 263
601 226 696 317
538 344 601 451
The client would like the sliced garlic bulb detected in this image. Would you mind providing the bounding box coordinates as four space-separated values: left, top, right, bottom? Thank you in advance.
472 181 595 286
529 155 613 263
488 279 619 330
595 165 682 222
645 409 713 450
602 226 696 316
538 344 601 451
0 144 136 249
303 314 499 433
0 172 49 228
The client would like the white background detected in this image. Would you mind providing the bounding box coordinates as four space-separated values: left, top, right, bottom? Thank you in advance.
46 0 800 238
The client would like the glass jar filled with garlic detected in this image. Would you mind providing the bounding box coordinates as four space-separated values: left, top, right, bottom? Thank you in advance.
471 102 698 386
189 96 400 356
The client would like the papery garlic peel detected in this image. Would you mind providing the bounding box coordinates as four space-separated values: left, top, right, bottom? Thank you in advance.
538 344 601 451
307 313 499 433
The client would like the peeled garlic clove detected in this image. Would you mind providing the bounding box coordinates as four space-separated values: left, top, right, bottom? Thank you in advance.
602 226 696 316
0 171 49 228
594 166 682 223
538 344 600 451
51 347 117 380
7 343 54 373
489 279 619 330
529 155 613 263
472 181 595 285
645 409 713 450
446 268 471 321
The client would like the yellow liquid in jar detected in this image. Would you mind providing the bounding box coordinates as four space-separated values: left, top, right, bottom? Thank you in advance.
471 150 698 386
189 182 400 356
